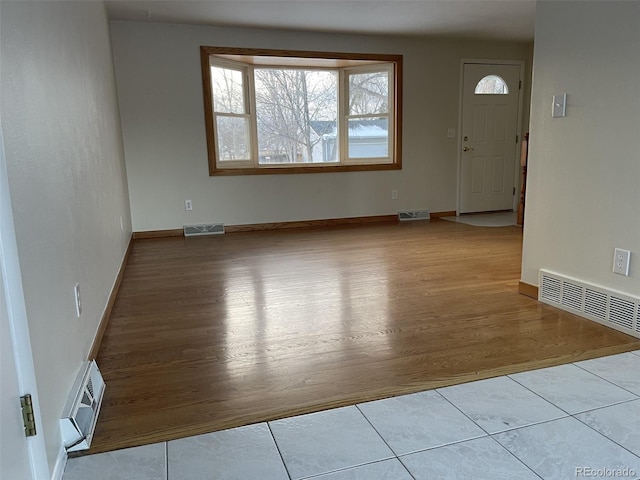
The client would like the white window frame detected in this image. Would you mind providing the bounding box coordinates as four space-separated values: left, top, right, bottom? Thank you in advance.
209 58 254 168
343 63 394 165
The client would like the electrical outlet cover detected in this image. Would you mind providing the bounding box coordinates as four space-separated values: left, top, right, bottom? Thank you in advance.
613 248 631 276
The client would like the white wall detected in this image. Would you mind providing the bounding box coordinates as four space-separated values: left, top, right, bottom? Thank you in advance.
0 1 131 474
521 1 640 296
110 21 532 231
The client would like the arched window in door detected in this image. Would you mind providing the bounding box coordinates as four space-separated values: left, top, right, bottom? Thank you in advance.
474 75 509 94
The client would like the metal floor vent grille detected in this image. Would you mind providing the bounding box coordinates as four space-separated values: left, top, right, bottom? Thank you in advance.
60 361 105 452
184 223 225 236
539 270 639 339
398 210 430 221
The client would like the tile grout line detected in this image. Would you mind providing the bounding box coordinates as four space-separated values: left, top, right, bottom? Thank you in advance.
165 441 168 480
570 402 640 461
433 387 494 437
353 404 417 480
354 403 398 456
569 397 640 416
266 422 294 480
506 373 576 418
432 377 600 459
298 458 415 480
431 383 562 478
488 411 640 469
484 435 544 480
437 381 570 440
571 357 640 398
394 456 418 480
507 364 640 420
359 386 543 479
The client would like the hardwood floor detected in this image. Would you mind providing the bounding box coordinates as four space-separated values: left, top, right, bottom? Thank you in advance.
90 220 640 454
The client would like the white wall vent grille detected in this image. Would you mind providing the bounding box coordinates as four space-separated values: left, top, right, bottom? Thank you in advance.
60 361 105 452
609 296 635 330
561 281 583 311
184 223 225 236
584 288 607 321
540 275 561 304
539 270 639 339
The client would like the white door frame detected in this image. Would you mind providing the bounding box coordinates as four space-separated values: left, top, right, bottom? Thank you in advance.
0 122 50 478
456 59 525 216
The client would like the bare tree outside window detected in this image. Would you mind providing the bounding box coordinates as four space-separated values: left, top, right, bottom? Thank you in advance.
347 70 390 158
254 68 338 164
211 66 244 113
348 71 388 115
211 66 251 161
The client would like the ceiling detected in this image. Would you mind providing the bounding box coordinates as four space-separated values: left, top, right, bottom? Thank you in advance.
105 0 536 41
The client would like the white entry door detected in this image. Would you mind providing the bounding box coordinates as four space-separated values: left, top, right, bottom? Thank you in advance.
459 63 521 213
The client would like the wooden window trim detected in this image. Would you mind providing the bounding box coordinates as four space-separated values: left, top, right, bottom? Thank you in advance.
200 46 403 176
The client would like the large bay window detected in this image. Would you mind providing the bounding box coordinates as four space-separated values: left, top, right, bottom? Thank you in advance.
200 47 402 175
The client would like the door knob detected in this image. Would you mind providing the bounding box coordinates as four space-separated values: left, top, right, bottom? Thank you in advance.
463 147 474 152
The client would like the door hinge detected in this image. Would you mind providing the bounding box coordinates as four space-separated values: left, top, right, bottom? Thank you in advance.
519 80 522 90
513 187 516 195
20 394 37 437
516 135 519 144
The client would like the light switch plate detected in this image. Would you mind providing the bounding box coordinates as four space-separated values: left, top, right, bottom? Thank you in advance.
74 283 82 317
552 93 567 118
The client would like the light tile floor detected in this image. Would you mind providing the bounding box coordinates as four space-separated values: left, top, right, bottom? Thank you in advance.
64 350 640 480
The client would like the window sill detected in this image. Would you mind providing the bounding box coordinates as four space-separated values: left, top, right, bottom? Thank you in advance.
209 163 402 176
